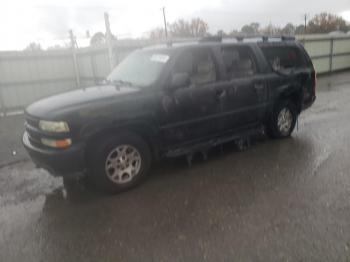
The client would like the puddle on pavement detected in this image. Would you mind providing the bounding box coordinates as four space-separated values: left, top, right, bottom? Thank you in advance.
0 162 63 234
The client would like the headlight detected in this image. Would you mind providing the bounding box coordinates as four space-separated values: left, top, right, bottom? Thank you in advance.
39 120 70 132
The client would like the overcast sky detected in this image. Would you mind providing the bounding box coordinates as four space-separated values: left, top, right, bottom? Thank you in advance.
1 0 350 50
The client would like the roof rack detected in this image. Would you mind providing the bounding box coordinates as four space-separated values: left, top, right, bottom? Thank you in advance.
199 36 223 42
199 35 295 43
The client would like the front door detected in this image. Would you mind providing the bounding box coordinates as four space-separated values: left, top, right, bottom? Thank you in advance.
159 47 223 146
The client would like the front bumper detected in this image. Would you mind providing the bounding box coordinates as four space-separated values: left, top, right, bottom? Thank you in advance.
23 131 86 177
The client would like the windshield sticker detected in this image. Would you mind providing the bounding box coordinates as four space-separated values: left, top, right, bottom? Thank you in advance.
150 54 169 63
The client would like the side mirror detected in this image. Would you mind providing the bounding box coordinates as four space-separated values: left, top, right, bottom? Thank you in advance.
169 73 190 90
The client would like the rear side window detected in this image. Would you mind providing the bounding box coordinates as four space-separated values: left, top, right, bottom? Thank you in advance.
221 46 257 79
260 46 306 71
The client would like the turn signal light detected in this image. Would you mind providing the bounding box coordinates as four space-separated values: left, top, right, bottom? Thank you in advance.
41 138 72 148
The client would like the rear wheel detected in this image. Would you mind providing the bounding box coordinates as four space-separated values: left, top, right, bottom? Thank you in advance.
88 132 152 193
267 101 297 139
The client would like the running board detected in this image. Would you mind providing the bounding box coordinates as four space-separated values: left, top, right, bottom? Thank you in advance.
165 125 264 159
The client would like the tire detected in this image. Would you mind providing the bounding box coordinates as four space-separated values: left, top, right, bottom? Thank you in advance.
267 101 297 139
87 132 152 194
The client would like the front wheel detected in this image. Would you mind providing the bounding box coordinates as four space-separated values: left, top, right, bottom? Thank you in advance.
267 101 297 139
88 133 152 193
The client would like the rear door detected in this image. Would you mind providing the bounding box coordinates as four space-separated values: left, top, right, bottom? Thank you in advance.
217 45 268 130
259 43 316 108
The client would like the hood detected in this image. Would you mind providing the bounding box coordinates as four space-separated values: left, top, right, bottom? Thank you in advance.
26 85 140 119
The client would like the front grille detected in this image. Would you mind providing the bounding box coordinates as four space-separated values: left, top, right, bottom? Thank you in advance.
25 115 39 128
27 132 42 148
25 114 43 148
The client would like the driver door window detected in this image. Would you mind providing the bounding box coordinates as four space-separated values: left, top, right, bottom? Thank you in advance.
173 48 218 87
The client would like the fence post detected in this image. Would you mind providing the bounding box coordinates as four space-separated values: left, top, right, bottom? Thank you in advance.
104 12 115 71
329 38 334 74
69 30 81 88
0 84 5 116
90 53 98 84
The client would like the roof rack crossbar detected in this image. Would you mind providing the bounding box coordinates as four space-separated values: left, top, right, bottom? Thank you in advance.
234 35 295 42
199 36 223 42
199 35 295 43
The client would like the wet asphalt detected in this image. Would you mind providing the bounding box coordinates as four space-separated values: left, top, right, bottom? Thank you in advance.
1 72 350 262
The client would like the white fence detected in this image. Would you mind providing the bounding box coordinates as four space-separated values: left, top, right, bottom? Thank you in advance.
298 35 350 74
0 35 350 114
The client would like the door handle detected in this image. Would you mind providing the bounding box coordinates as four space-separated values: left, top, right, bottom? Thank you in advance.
254 83 264 90
215 89 226 99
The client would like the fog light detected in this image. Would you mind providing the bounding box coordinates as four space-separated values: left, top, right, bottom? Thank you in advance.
41 138 72 148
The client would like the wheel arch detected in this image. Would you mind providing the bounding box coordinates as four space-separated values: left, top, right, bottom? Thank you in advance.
276 86 303 114
84 122 161 165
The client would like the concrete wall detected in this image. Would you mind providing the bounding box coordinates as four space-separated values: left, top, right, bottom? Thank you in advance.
0 35 350 113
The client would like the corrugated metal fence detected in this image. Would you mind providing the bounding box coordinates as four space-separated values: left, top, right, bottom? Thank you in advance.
0 35 350 114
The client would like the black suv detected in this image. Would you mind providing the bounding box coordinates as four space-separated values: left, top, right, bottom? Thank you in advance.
23 36 316 193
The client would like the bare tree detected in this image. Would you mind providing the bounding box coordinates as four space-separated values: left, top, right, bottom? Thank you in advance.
241 23 260 35
90 32 106 46
216 30 227 37
47 42 70 50
261 23 282 35
169 19 191 37
281 23 296 35
169 18 208 38
295 24 305 34
308 13 349 33
228 29 239 36
149 27 166 40
190 18 209 37
24 42 42 51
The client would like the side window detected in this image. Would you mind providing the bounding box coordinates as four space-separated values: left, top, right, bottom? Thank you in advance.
173 48 217 87
221 46 257 79
261 46 305 71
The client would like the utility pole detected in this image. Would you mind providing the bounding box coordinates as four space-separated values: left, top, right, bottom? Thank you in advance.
304 14 309 34
69 29 80 88
104 12 114 71
162 7 168 39
0 83 5 116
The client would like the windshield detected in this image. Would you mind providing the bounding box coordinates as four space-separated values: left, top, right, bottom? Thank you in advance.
107 50 171 87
